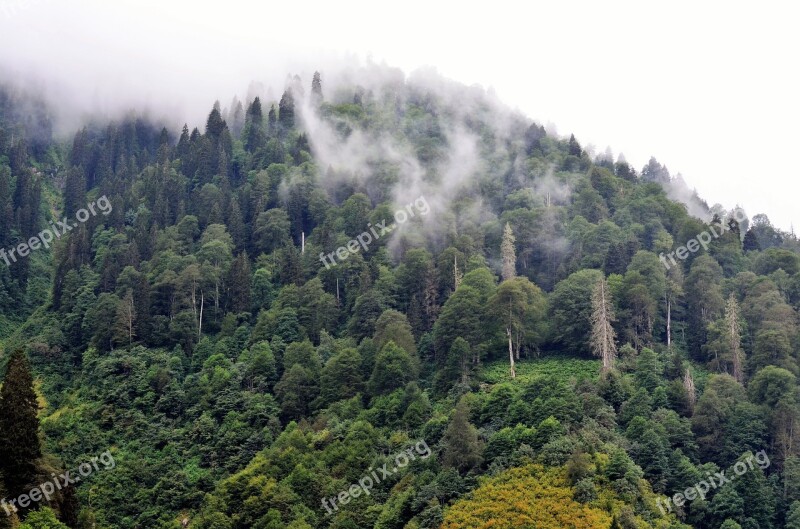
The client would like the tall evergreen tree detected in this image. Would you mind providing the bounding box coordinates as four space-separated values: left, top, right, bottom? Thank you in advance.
500 222 516 281
787 501 800 529
724 293 745 383
742 228 761 252
442 397 482 473
0 350 42 501
226 251 252 314
278 89 295 131
568 134 582 156
311 71 323 104
244 97 264 152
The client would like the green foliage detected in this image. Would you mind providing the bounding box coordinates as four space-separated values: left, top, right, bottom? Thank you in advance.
367 341 419 397
18 508 69 529
0 350 41 498
2 71 800 529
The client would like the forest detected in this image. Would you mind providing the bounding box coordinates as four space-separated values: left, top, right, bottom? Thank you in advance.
0 67 799 529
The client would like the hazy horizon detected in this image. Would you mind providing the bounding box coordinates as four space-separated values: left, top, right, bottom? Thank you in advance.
1 0 797 229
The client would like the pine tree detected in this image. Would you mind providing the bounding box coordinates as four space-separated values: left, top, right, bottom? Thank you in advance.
244 97 264 152
434 337 470 394
500 222 516 281
590 277 617 372
311 71 323 103
226 251 252 314
724 294 744 383
268 104 277 133
113 289 136 345
442 398 482 473
0 166 12 248
742 228 761 252
230 98 245 138
205 103 226 139
568 134 582 156
278 89 295 131
0 350 42 500
786 501 800 529
227 197 246 250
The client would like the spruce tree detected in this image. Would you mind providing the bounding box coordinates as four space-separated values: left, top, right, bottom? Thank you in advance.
278 89 295 130
226 251 252 314
786 501 800 529
442 397 482 473
0 350 42 500
311 71 323 103
500 222 516 281
244 97 264 152
743 228 761 252
568 133 582 156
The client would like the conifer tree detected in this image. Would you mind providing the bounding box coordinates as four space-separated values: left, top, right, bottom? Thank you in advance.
244 97 264 152
230 98 245 138
205 105 226 139
442 397 482 473
590 277 617 372
500 222 516 281
226 251 252 314
434 337 470 394
268 104 277 132
311 71 323 103
0 350 42 500
787 501 800 529
278 89 295 130
113 289 136 345
568 134 582 156
743 228 761 252
724 293 744 383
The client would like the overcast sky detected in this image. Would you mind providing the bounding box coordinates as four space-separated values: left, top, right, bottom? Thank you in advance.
1 0 797 230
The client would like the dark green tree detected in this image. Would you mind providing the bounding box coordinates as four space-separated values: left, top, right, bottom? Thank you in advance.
442 397 483 473
278 89 295 130
0 350 42 500
367 341 418 397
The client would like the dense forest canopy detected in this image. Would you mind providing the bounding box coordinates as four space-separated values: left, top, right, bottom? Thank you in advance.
0 66 799 529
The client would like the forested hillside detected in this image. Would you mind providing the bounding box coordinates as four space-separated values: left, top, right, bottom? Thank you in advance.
1 68 799 529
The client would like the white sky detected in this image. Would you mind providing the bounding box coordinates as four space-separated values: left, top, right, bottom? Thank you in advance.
1 0 798 230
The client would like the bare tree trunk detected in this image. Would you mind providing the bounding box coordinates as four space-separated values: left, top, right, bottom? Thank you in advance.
198 290 204 340
591 278 617 372
666 296 671 350
507 328 516 379
191 278 197 319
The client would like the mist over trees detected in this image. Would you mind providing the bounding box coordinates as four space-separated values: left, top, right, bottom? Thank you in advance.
0 67 799 529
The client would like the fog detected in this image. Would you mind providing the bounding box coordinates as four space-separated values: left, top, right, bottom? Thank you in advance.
1 0 798 230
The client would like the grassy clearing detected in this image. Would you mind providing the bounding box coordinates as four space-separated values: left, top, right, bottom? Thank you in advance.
478 354 601 385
